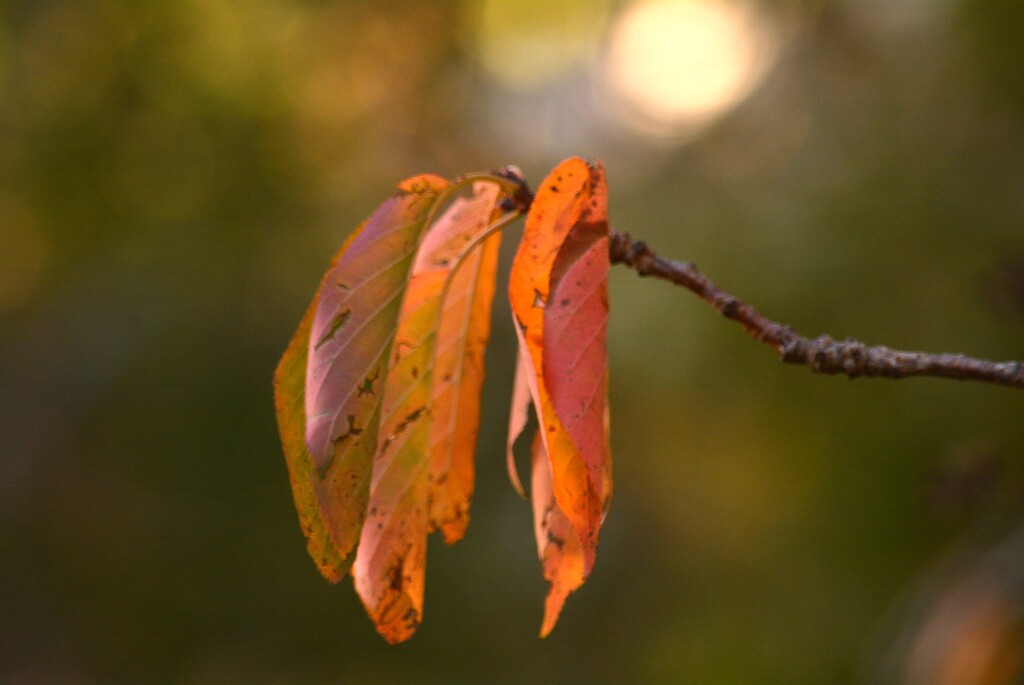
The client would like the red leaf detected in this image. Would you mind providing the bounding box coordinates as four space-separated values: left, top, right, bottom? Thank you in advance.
508 158 612 635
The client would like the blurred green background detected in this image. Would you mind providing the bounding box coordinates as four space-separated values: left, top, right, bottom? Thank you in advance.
2 1 1023 683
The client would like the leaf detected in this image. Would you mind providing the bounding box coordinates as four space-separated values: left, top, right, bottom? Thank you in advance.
427 230 501 544
507 157 612 635
273 275 349 582
353 181 507 643
530 429 585 638
274 174 451 581
505 349 533 499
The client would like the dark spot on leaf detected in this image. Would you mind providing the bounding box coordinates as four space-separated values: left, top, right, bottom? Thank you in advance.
411 367 419 379
442 373 452 382
359 368 380 396
332 415 363 444
315 309 352 350
347 415 362 436
398 407 426 429
549 184 558 192
560 298 570 307
381 407 427 454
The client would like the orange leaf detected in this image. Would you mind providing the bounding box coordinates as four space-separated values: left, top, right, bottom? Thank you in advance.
353 181 507 643
508 158 611 635
530 430 585 638
427 231 501 544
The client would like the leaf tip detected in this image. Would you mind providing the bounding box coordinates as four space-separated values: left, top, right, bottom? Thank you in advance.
439 517 469 546
369 588 422 645
539 586 570 638
314 560 347 585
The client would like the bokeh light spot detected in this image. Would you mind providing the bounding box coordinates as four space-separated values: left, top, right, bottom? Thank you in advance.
602 0 780 137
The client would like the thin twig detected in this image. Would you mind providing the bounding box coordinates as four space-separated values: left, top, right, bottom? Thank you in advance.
608 231 1024 389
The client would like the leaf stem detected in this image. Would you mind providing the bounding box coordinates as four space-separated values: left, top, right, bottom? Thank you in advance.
438 209 523 306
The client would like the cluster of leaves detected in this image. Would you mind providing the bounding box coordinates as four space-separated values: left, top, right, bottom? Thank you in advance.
273 158 612 642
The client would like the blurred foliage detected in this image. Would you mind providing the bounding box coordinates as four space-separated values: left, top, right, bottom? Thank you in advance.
1 0 1022 683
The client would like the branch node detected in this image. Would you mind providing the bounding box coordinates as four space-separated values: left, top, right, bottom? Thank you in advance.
629 241 655 276
608 230 631 264
719 296 738 319
494 165 535 212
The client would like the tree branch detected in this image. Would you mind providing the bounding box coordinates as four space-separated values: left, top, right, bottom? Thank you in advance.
608 231 1024 389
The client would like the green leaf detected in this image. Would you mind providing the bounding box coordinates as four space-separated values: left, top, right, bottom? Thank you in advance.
273 174 451 581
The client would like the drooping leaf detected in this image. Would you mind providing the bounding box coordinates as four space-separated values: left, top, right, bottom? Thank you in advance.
507 157 611 635
543 164 612 521
506 349 533 498
530 430 585 638
427 229 502 544
274 174 450 581
353 181 507 643
273 266 350 583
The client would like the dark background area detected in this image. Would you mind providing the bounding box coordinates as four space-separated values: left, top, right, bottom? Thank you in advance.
1 1 1023 683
